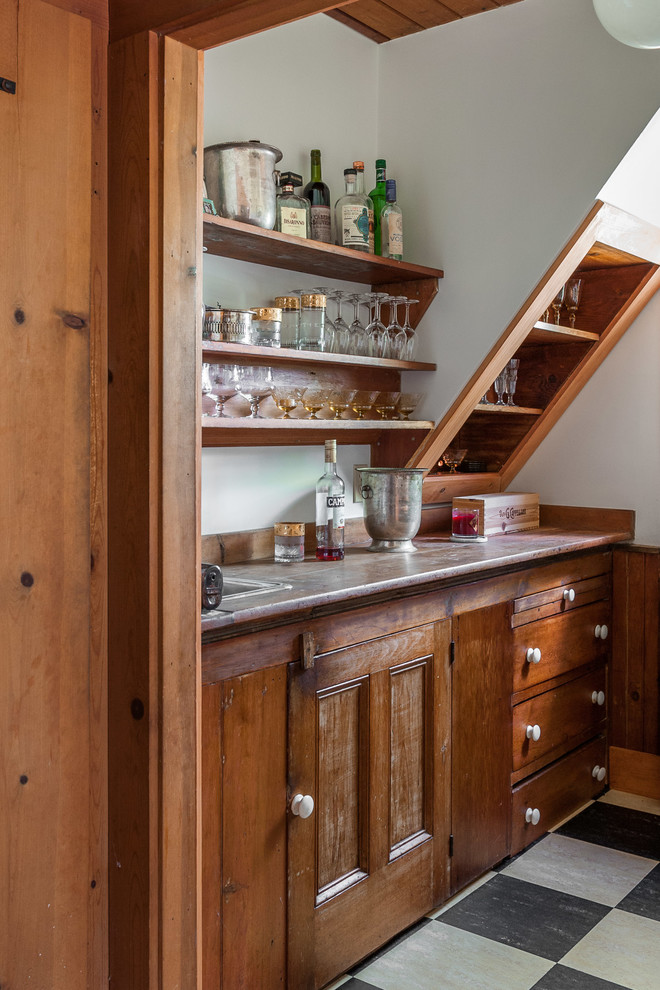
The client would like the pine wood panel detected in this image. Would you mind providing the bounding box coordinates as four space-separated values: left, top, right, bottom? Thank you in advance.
327 0 524 43
512 667 607 773
611 547 660 755
452 604 512 892
288 622 450 988
1 2 98 987
609 746 660 800
512 600 610 695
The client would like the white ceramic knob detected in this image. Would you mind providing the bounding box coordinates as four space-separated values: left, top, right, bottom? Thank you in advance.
600 624 609 640
595 624 601 638
526 723 541 741
563 588 576 602
591 690 605 706
525 807 541 825
526 647 542 664
291 793 314 819
592 765 607 781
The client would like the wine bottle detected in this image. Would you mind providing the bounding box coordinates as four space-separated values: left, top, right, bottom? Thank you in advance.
315 439 345 561
303 149 332 243
381 179 403 260
369 158 387 255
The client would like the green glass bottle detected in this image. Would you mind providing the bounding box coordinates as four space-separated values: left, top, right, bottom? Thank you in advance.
369 159 387 255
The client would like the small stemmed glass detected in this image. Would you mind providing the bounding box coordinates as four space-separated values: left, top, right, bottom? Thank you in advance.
401 298 418 360
441 448 467 473
328 290 351 354
564 278 582 328
366 292 388 358
494 368 508 405
505 358 520 406
385 296 407 360
272 384 306 419
234 365 274 418
551 285 565 325
347 293 370 356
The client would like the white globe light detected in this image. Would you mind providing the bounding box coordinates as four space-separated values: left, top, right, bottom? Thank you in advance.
593 0 660 49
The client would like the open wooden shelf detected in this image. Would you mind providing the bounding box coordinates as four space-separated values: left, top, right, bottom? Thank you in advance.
473 403 543 416
202 339 436 372
202 416 433 448
525 321 600 345
203 214 444 285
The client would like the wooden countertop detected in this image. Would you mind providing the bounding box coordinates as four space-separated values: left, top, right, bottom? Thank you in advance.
202 520 633 643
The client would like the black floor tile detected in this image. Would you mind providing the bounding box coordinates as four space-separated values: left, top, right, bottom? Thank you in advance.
555 800 660 860
341 981 381 990
530 963 629 989
436 873 610 962
616 862 660 921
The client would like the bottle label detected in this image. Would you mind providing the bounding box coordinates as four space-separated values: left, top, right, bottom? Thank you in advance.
341 205 370 247
280 206 308 239
310 205 331 243
388 214 403 256
316 493 345 529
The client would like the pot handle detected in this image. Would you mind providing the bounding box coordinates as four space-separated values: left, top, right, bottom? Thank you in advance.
361 484 373 500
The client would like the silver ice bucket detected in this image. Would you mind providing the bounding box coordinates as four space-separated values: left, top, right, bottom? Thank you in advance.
358 467 425 553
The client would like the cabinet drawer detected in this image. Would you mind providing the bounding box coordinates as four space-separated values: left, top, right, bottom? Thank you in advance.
511 736 608 855
512 573 610 627
512 600 610 694
512 667 606 773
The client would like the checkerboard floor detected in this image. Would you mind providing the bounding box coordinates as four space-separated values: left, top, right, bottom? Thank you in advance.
327 790 660 990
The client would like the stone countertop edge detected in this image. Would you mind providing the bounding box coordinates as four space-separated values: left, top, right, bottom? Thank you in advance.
201 526 632 640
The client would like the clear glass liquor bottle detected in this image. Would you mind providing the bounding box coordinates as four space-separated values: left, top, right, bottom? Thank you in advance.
353 161 374 253
303 149 332 244
315 439 345 561
276 171 310 239
381 179 403 260
334 169 370 253
369 158 387 255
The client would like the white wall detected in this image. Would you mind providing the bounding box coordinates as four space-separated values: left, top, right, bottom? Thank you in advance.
203 0 660 541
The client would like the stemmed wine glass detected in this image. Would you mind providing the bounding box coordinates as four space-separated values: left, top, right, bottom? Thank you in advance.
211 364 241 417
505 358 520 406
385 296 407 360
365 292 388 359
234 365 274 418
551 285 565 325
564 278 582 328
328 290 350 354
401 298 418 360
494 368 508 405
441 447 467 473
347 292 369 356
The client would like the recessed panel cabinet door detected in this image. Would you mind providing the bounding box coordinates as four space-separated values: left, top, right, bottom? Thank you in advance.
288 622 451 990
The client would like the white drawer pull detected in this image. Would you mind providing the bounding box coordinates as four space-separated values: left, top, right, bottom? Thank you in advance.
526 647 542 664
525 807 541 825
526 723 541 741
591 690 605 706
563 588 576 602
594 624 609 640
592 765 607 782
290 793 315 819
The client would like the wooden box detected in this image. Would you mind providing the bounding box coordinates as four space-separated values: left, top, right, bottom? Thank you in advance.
452 492 539 538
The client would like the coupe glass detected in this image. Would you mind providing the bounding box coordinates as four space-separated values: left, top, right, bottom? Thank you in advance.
211 364 241 417
441 447 467 474
328 290 350 354
272 384 305 419
385 296 407 360
505 358 520 406
327 388 356 420
301 387 328 420
565 278 582 328
401 297 419 360
494 369 508 405
374 391 400 420
365 292 388 359
551 285 566 325
351 389 379 420
398 392 424 420
234 365 274 418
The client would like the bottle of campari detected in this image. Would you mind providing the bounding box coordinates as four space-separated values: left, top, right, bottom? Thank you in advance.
315 439 345 560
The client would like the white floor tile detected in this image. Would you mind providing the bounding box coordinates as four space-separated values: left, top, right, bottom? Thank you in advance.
598 789 660 816
355 921 553 990
562 909 660 990
501 832 656 906
427 871 497 919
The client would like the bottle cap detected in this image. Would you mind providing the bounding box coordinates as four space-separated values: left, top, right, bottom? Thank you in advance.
301 293 326 308
279 170 303 188
376 158 386 168
385 178 397 200
343 168 357 176
310 149 321 158
324 439 337 460
353 161 365 170
251 307 282 321
274 295 300 310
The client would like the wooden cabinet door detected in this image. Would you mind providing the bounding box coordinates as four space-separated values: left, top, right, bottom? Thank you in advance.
287 621 451 990
451 603 512 892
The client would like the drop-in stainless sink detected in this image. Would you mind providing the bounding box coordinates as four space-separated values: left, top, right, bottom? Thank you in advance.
218 576 292 603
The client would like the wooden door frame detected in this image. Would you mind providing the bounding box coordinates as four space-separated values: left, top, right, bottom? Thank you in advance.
106 3 352 988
